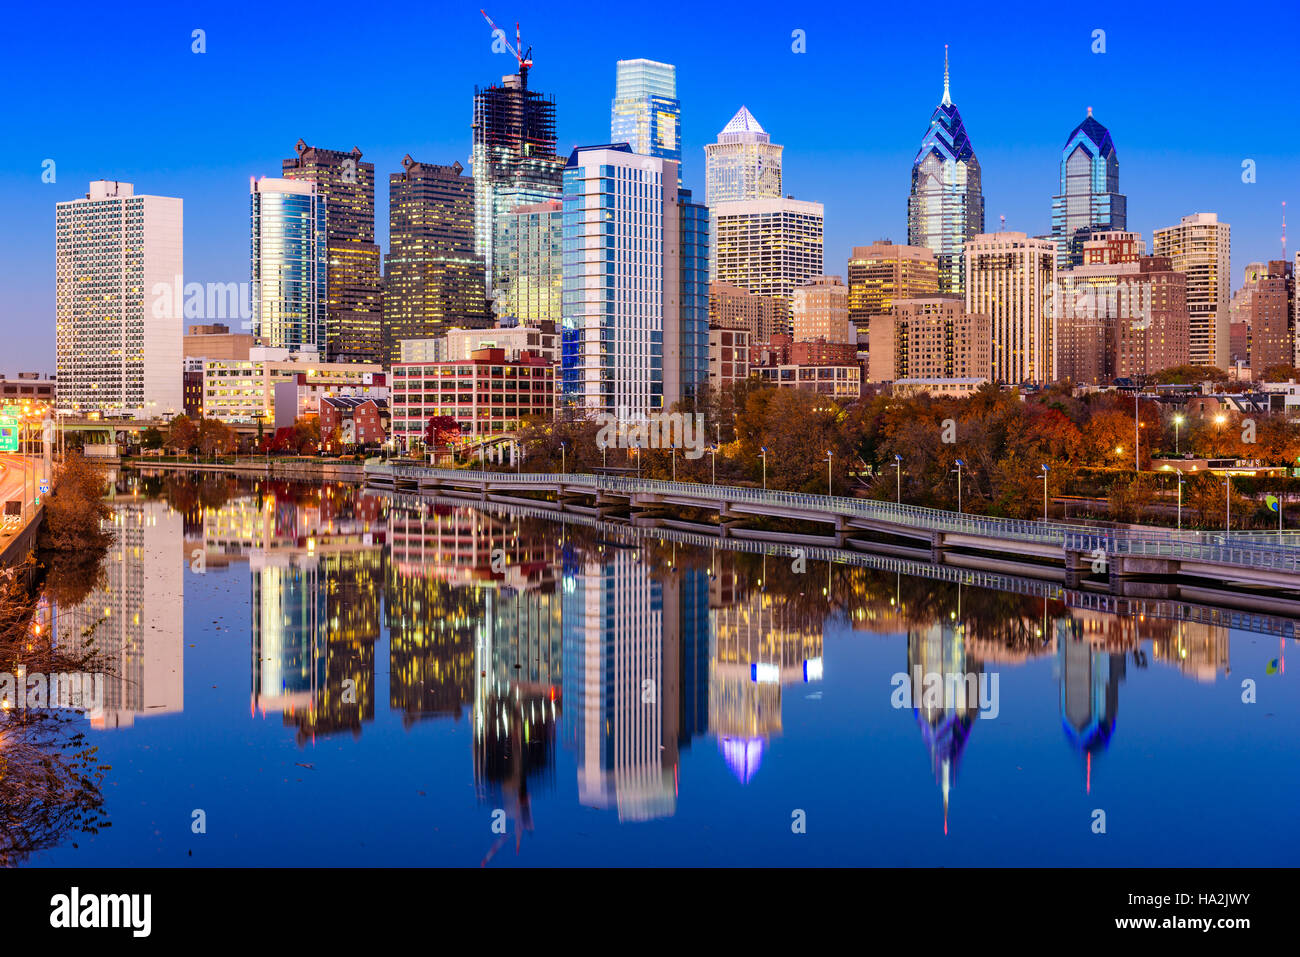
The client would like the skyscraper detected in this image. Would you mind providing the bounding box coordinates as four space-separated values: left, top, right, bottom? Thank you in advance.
250 177 327 354
55 180 183 418
1241 260 1295 373
846 240 940 333
282 141 384 364
1152 213 1231 368
495 200 562 324
710 198 824 332
1050 109 1127 270
965 232 1056 384
384 155 490 363
704 106 782 206
907 47 985 296
611 59 681 166
560 145 708 418
472 69 565 294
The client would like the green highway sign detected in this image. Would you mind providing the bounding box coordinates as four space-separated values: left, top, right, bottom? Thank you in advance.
0 406 20 417
0 420 17 453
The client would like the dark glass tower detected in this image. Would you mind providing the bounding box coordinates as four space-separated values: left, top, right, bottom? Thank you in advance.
282 141 384 364
907 47 984 296
1051 109 1126 269
384 156 491 363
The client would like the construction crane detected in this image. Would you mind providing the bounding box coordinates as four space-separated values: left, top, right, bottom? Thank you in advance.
480 9 533 86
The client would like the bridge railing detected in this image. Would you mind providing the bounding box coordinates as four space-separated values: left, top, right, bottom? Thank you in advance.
365 464 1300 573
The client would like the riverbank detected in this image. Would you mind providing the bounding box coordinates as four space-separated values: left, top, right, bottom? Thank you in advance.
122 456 369 482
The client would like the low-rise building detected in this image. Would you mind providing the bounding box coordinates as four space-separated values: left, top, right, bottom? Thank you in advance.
755 363 860 398
708 326 751 392
202 348 384 424
319 396 389 447
391 347 555 446
399 320 560 364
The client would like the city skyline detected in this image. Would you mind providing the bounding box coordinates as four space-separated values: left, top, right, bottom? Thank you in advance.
6 3 1298 373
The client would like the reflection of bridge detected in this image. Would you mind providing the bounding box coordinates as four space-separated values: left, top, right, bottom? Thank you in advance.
372 483 1300 636
365 465 1300 601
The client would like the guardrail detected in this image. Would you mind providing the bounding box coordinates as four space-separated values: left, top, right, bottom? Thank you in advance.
366 463 1300 574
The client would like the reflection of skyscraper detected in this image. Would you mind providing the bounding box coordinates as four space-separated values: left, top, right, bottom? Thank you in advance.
562 550 678 821
906 621 982 831
1058 628 1125 755
709 586 823 784
58 501 185 729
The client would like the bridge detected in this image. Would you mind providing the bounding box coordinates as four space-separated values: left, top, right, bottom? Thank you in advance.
364 463 1300 603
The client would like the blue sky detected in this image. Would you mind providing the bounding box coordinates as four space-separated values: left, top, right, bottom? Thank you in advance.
2 0 1296 373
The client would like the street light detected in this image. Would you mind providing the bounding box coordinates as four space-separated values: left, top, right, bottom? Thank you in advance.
1224 473 1231 532
1214 413 1227 457
1176 470 1185 531
671 446 677 482
1134 392 1140 472
826 450 833 497
892 453 902 505
1040 463 1050 521
1173 414 1184 456
560 440 567 475
760 446 767 490
952 458 964 514
710 445 718 485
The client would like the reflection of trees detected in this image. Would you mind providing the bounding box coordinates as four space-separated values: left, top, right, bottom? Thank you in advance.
0 560 111 866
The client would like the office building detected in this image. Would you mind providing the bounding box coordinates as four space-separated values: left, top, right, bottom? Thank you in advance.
495 200 562 324
183 323 253 361
708 282 784 343
560 145 708 418
907 48 984 295
1050 109 1127 269
792 275 854 343
704 106 782 206
611 59 681 166
847 241 940 333
399 321 559 365
202 348 382 424
711 197 824 331
54 180 183 418
282 141 384 364
250 177 328 355
385 155 491 363
1152 213 1231 368
868 297 991 384
1243 260 1295 373
965 232 1056 384
472 69 565 290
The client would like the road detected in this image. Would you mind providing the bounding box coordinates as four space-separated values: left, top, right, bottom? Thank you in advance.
0 453 46 527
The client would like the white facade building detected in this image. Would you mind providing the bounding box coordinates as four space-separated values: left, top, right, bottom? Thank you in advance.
965 231 1057 385
55 181 183 418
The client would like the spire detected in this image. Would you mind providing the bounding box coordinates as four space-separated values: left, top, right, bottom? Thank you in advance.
941 44 951 107
1087 105 1093 117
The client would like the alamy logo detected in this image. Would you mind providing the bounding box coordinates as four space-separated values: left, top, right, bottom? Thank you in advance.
150 275 252 322
594 409 705 459
0 671 104 716
890 666 999 718
50 888 151 937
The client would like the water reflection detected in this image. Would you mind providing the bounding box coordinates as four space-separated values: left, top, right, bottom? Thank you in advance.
37 472 1297 864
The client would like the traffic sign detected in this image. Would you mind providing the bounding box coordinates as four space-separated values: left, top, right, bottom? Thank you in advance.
0 421 17 453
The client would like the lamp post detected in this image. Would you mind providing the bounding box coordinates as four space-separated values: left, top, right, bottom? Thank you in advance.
1173 414 1184 456
1134 392 1140 472
710 445 717 486
1176 470 1184 531
1214 413 1226 457
892 453 902 505
1040 463 1050 521
826 450 833 497
672 446 677 482
1224 473 1231 532
601 444 607 474
560 441 567 475
952 459 964 514
760 446 767 490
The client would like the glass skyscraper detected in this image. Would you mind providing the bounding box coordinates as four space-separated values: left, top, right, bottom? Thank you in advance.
1050 109 1126 269
907 48 984 296
610 59 681 166
704 106 782 207
250 177 328 354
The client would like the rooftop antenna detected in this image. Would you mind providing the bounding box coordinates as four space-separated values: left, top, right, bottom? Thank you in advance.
941 44 951 107
999 214 1006 232
1283 201 1288 261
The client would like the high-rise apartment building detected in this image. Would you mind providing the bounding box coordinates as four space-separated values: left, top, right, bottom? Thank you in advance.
868 297 991 384
611 59 681 167
495 200 562 324
704 106 782 207
847 241 940 333
472 69 565 292
1152 213 1231 368
708 282 784 343
792 276 854 343
965 232 1056 384
55 180 183 417
282 140 384 364
251 177 328 355
1241 260 1295 373
384 156 491 364
908 48 984 296
711 197 824 332
560 145 708 418
1055 233 1189 383
1050 110 1126 270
